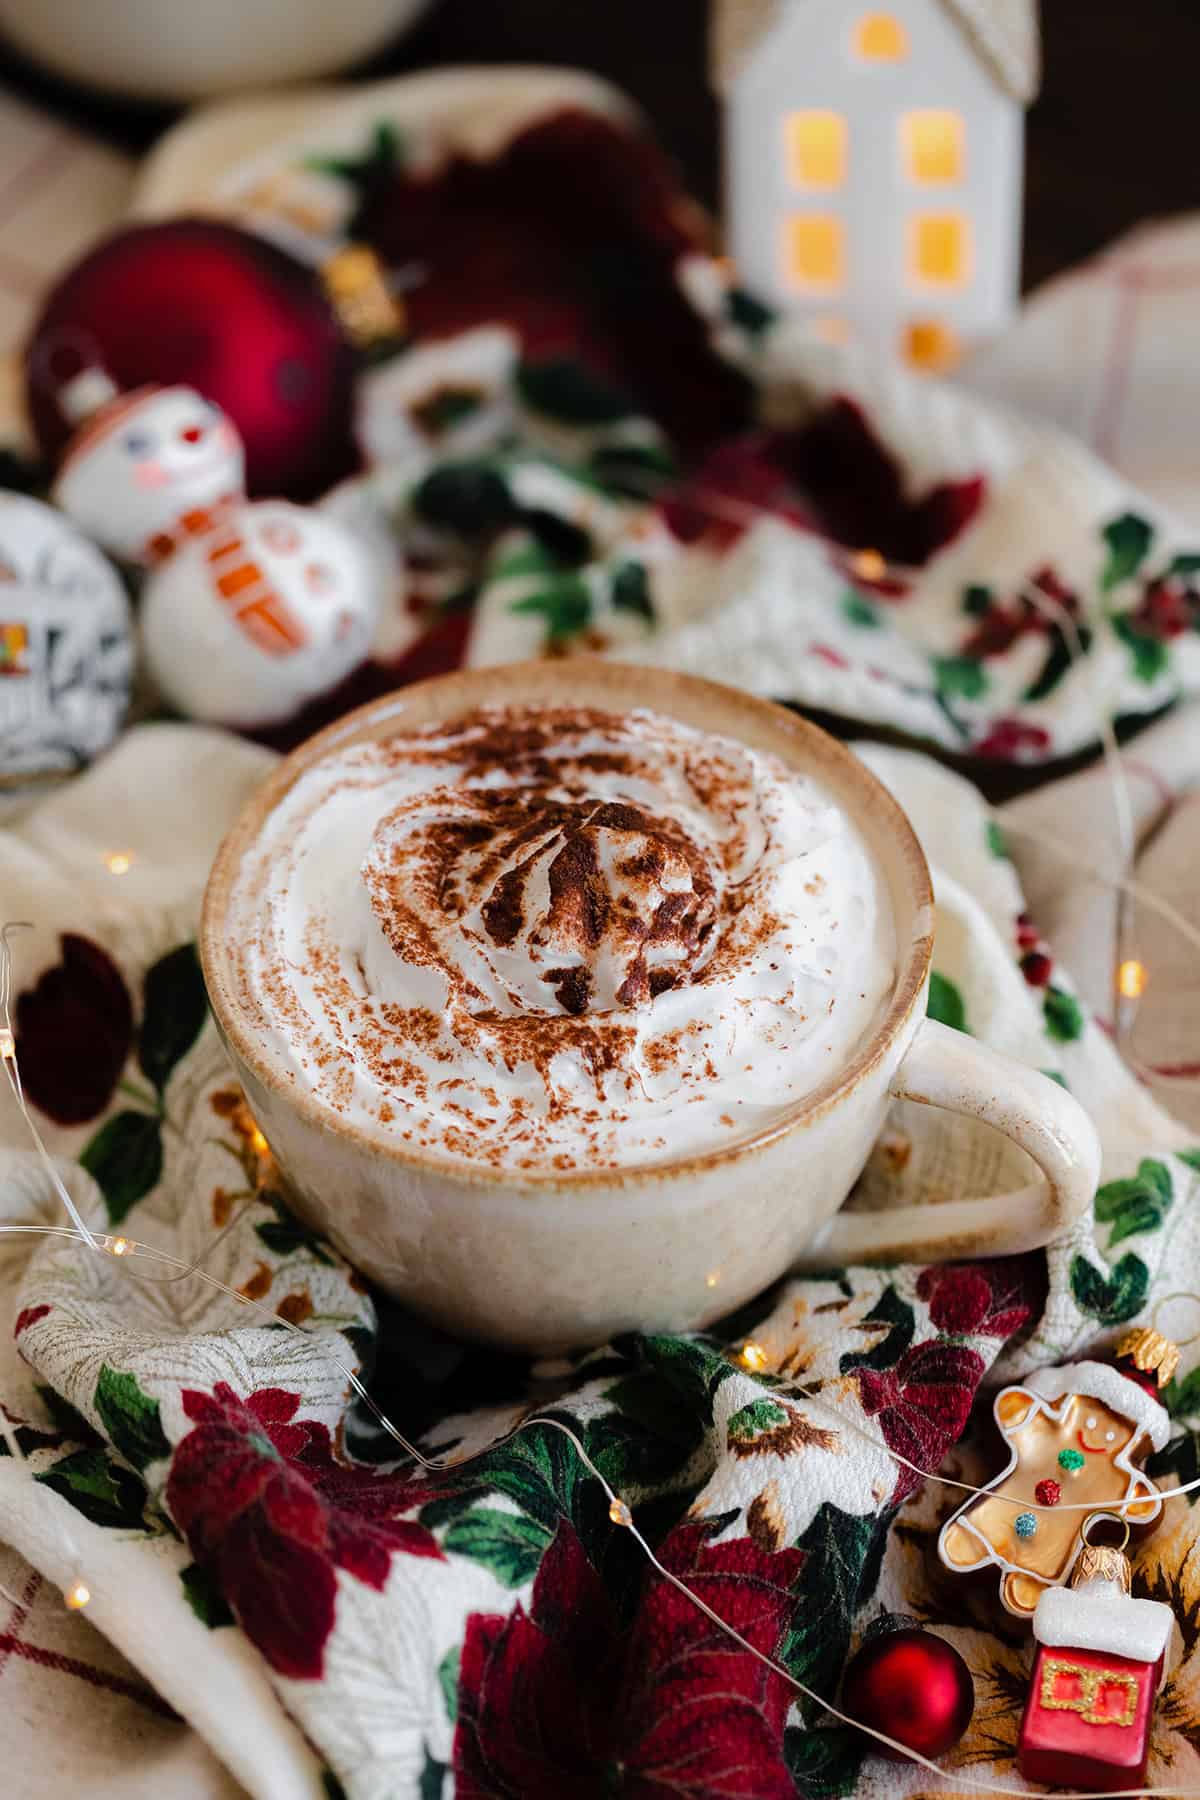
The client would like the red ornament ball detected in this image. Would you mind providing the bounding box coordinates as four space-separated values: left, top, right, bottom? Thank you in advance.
26 219 357 501
841 1627 974 1762
1034 1478 1061 1507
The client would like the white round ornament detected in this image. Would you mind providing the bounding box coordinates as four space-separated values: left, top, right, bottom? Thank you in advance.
53 385 245 565
139 500 380 726
0 493 133 784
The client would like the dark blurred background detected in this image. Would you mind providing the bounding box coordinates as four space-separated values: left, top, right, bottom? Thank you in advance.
0 0 1189 294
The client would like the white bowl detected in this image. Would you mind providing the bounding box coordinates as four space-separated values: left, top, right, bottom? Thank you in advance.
0 0 434 102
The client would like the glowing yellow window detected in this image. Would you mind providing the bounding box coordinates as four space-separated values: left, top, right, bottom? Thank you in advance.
904 320 960 371
855 13 908 59
911 213 970 286
786 111 847 189
785 215 844 291
903 110 964 185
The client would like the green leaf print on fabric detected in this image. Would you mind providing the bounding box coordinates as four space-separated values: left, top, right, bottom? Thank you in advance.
962 583 993 616
728 1398 791 1445
727 287 775 336
1023 625 1093 704
511 575 592 644
611 560 654 620
933 655 989 701
784 1722 864 1798
95 1365 171 1474
1070 1252 1150 1326
517 358 634 426
79 1110 163 1225
927 972 968 1033
438 1645 461 1724
985 820 1009 859
841 591 881 629
1164 1366 1200 1421
1177 1148 1200 1170
1101 512 1154 590
35 1447 148 1531
839 1287 915 1376
1147 1431 1200 1504
443 1507 553 1589
1094 1158 1174 1246
781 1503 889 1696
1113 612 1170 684
181 1562 235 1628
419 1752 447 1800
138 944 207 1095
1043 985 1084 1043
413 463 515 537
254 1191 335 1265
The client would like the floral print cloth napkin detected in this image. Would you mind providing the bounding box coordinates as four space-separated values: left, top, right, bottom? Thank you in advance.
3 719 1200 1800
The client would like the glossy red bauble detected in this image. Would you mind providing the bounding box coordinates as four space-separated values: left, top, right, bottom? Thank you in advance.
841 1627 974 1761
26 219 357 500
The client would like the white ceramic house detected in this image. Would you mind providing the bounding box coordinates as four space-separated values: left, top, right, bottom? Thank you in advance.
712 0 1039 367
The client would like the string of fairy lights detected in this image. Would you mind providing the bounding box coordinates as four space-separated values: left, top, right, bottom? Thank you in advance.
1 529 1199 1793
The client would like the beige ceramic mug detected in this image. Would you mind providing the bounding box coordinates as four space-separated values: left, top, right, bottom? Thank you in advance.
201 660 1101 1351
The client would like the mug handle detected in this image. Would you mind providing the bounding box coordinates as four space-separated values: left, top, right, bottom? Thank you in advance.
808 1017 1102 1266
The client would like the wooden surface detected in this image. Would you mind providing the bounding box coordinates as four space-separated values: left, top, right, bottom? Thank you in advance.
0 1 1194 294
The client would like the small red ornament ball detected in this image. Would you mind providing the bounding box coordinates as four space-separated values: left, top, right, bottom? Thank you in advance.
841 1627 974 1762
26 219 357 501
1034 1478 1061 1507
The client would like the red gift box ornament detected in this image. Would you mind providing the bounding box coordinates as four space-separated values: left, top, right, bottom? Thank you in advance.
937 1327 1178 1617
1018 1534 1174 1790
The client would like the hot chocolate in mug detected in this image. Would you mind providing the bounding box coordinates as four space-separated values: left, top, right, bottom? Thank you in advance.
201 660 1101 1351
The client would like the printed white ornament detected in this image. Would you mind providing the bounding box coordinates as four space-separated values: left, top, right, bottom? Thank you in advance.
0 493 132 783
54 385 245 565
139 500 379 726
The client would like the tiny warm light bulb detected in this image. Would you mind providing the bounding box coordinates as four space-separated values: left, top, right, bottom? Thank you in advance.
705 1270 720 1289
0 1027 14 1060
108 1236 131 1257
741 1341 769 1372
850 548 887 582
64 1580 91 1611
250 1128 270 1157
609 1497 632 1528
1117 959 1147 1000
104 851 133 876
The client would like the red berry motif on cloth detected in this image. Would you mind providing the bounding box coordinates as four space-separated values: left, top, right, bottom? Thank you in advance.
1035 1479 1061 1508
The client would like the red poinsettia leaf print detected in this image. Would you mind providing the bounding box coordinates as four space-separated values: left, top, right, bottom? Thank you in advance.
13 1305 50 1338
915 1257 1039 1341
854 1340 986 1502
167 1383 441 1679
616 1520 804 1799
455 1521 622 1800
15 934 133 1125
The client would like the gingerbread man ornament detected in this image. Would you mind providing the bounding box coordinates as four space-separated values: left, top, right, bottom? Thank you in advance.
939 1328 1177 1618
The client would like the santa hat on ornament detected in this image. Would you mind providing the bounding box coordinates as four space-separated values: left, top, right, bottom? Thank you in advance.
1026 1328 1179 1452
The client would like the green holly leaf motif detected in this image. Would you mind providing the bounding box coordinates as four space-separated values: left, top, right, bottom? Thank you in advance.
1070 1251 1150 1325
1094 1158 1173 1246
727 287 775 336
784 1723 864 1797
511 576 591 645
35 1447 148 1531
79 1110 163 1225
419 1751 447 1800
254 1190 334 1265
1112 612 1170 684
1163 1366 1200 1421
1147 1430 1200 1503
1043 985 1085 1043
438 1645 460 1724
180 1562 234 1628
839 1286 915 1375
589 1368 708 1488
1177 1148 1200 1171
933 654 989 701
587 439 676 499
1101 512 1154 590
611 560 654 621
1023 624 1093 703
306 121 404 238
95 1365 171 1473
489 539 563 583
1168 551 1200 577
517 358 634 426
138 943 207 1095
927 971 968 1033
35 1385 101 1445
841 590 881 629
985 820 1009 859
442 1506 553 1588
413 462 515 537
727 1398 790 1445
962 583 992 616
781 1502 887 1695
1041 1068 1069 1089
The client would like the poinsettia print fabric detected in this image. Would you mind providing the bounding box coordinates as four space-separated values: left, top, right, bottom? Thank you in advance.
181 100 1200 766
6 722 1200 1800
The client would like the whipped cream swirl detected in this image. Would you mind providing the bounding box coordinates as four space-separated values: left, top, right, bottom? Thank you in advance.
231 705 896 1171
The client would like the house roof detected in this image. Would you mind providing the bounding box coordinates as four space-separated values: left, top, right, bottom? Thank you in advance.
710 0 1041 104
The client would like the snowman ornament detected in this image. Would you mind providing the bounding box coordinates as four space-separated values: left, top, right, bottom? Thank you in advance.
53 382 379 728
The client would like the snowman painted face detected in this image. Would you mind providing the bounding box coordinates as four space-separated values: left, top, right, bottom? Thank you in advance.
54 386 245 564
140 501 379 727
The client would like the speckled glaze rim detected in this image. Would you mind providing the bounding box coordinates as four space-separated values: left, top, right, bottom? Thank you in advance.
200 659 936 1189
